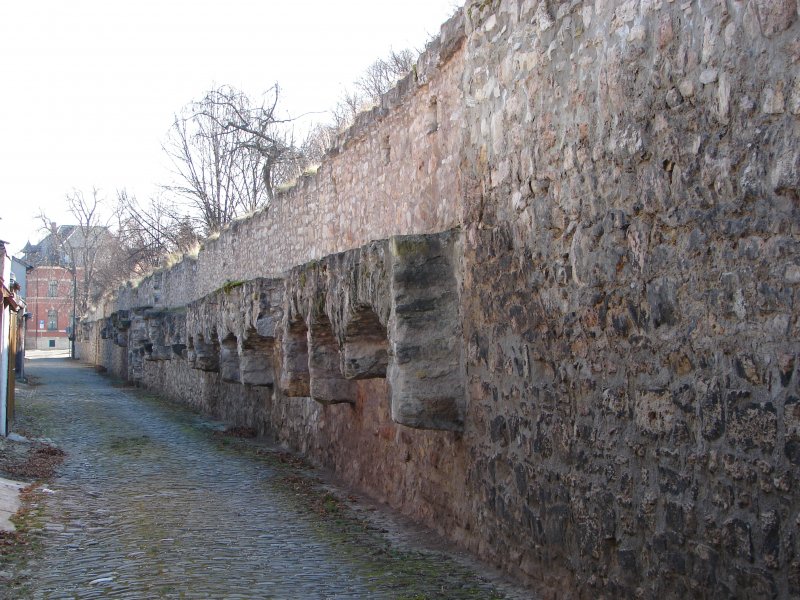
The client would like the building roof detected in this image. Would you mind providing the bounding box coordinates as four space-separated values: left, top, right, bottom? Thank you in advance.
17 225 109 268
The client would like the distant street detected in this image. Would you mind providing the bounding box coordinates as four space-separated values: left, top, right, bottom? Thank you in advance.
6 353 523 599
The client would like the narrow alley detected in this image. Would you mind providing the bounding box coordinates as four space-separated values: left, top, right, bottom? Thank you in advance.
5 354 522 599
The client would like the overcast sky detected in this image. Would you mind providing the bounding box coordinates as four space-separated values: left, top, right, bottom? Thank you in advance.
0 0 460 256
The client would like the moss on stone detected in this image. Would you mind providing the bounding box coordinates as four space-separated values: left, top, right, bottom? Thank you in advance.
220 279 246 294
390 236 430 259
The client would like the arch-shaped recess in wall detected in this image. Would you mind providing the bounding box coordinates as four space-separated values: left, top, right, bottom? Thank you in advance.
240 326 275 386
189 330 220 372
219 332 240 383
280 316 310 397
309 313 356 404
342 305 388 380
142 311 175 362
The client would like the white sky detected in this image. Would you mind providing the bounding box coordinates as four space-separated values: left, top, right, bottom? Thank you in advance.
0 0 461 256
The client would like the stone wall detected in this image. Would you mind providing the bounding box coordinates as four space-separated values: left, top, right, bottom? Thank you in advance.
457 0 799 596
78 1 800 597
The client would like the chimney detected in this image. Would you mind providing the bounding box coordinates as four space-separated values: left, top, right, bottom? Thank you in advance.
50 221 57 235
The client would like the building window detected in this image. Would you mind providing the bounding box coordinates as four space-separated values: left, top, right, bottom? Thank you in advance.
48 280 58 297
48 340 56 348
47 309 58 331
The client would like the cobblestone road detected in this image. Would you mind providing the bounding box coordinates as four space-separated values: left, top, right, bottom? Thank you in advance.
7 355 526 599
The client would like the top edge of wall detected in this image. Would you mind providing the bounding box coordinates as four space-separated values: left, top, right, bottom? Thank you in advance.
84 5 468 322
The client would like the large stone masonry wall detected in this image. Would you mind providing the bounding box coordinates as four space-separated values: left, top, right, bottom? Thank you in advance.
459 0 799 597
79 1 799 598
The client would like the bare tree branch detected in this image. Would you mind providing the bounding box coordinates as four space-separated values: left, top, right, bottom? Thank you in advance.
161 85 304 235
36 188 115 313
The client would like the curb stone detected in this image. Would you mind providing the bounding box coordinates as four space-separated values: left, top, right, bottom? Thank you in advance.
0 477 26 532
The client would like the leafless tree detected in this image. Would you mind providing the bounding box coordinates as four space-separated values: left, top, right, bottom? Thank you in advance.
163 85 304 235
294 48 416 170
331 90 364 132
114 189 198 273
69 189 114 312
300 124 338 166
163 55 418 232
327 49 417 134
36 188 114 314
36 188 202 312
355 49 415 103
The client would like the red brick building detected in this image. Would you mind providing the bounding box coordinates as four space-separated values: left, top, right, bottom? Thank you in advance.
24 264 80 350
17 224 105 351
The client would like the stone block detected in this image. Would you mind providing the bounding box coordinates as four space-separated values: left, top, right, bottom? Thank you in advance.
753 0 797 37
219 335 240 383
342 306 389 380
309 377 356 405
308 318 355 404
279 320 310 397
189 334 219 372
239 348 274 386
388 231 465 431
727 403 777 453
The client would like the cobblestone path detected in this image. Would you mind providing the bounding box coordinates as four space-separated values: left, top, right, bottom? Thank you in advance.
8 356 523 599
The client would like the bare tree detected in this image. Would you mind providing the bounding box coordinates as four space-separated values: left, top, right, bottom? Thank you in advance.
163 85 303 235
35 188 114 314
300 124 338 166
114 189 198 273
69 189 113 312
328 49 417 134
35 187 202 313
163 58 419 235
163 105 244 235
331 90 364 131
355 49 416 103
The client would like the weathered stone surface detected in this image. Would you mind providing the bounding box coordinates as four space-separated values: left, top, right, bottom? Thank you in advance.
388 232 464 431
279 318 310 397
76 2 800 597
219 334 240 383
188 333 219 373
753 0 797 37
277 232 464 427
239 334 275 387
92 232 465 428
342 306 389 379
308 315 356 405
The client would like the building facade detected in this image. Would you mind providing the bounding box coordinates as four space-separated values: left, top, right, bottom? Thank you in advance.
24 265 77 350
17 223 104 352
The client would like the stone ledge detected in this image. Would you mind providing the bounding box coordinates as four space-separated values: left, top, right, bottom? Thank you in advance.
93 230 466 432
